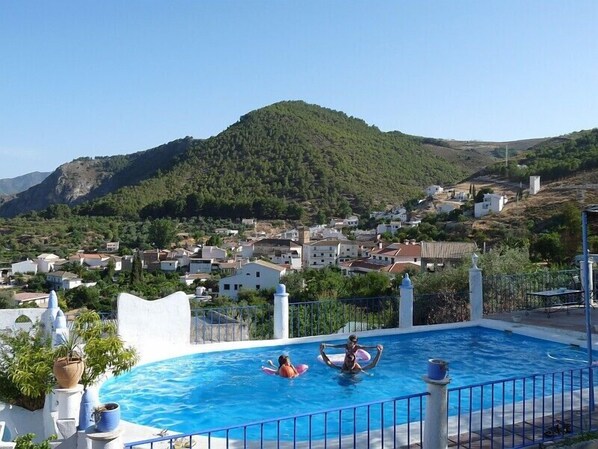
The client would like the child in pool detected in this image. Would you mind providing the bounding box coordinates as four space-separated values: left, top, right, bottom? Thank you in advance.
268 355 299 378
320 334 378 356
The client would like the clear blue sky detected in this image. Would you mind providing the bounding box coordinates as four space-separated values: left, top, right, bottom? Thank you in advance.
1 1 597 179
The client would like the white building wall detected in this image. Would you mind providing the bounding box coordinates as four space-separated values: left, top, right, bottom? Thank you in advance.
0 309 45 332
529 176 541 195
202 246 227 260
11 260 38 274
240 243 254 259
218 263 284 300
306 243 340 268
189 259 213 274
474 194 505 218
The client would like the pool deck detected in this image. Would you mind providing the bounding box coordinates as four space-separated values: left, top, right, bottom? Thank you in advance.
487 304 598 336
443 305 598 449
120 308 598 449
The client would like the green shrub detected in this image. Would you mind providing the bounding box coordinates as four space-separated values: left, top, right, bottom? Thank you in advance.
0 326 54 411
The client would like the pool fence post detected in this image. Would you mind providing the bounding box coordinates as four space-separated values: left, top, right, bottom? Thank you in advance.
399 274 413 329
423 362 451 449
274 283 289 339
469 253 483 321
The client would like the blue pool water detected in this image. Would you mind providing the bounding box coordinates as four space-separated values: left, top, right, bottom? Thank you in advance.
100 327 591 437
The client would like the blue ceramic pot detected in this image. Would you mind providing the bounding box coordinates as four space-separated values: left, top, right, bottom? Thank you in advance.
94 402 120 432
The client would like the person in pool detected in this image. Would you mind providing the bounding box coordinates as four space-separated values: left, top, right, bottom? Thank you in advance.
268 355 299 378
321 334 379 357
319 343 384 375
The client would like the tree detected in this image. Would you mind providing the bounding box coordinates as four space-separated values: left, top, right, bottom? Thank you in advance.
206 234 223 247
148 219 176 249
474 187 493 203
531 233 564 263
0 290 14 309
130 252 143 285
104 258 116 280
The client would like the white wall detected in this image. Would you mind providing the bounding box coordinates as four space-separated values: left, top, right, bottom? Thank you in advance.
218 264 283 300
530 175 541 195
0 309 45 332
117 291 191 359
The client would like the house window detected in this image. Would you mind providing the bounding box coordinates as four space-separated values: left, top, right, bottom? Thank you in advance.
224 284 230 291
234 285 238 291
256 285 260 290
256 271 260 278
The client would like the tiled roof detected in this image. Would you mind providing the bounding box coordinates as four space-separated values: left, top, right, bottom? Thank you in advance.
251 259 287 271
371 243 421 257
380 262 420 274
14 292 50 302
421 241 477 259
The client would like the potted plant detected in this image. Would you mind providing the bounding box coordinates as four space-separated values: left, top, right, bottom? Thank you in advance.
70 311 139 430
0 325 55 411
93 402 120 433
52 331 84 389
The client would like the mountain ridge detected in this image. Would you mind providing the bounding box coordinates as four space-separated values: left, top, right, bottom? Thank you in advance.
0 171 51 196
0 101 588 220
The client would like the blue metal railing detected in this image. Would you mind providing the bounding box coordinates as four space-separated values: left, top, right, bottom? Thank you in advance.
124 392 427 449
413 290 470 325
124 366 598 449
448 365 597 448
289 296 398 338
190 304 274 343
483 269 579 315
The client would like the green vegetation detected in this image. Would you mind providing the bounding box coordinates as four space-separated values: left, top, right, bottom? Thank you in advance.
488 128 598 182
0 325 55 410
0 312 138 411
14 433 56 449
4 101 466 221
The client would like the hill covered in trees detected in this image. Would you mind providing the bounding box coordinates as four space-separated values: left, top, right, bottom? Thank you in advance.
486 128 598 182
2 101 588 221
76 101 477 220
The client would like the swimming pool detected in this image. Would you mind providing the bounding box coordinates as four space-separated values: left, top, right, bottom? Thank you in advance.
101 327 591 437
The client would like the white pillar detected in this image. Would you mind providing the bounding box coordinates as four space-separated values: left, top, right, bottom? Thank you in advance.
41 290 60 338
580 258 594 306
53 309 69 347
469 254 483 321
54 385 84 427
273 284 289 339
399 274 413 329
423 372 451 449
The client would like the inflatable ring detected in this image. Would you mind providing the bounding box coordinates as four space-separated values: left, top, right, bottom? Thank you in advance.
261 363 309 376
317 348 371 366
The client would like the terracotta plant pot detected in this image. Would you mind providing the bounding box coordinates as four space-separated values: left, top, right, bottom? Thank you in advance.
53 356 84 389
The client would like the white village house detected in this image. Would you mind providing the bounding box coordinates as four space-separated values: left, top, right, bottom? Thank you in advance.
36 253 62 273
218 260 286 300
11 259 38 275
304 239 359 268
474 193 507 218
46 271 82 290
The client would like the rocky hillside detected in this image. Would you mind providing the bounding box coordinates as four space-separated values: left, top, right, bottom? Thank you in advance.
0 139 192 217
